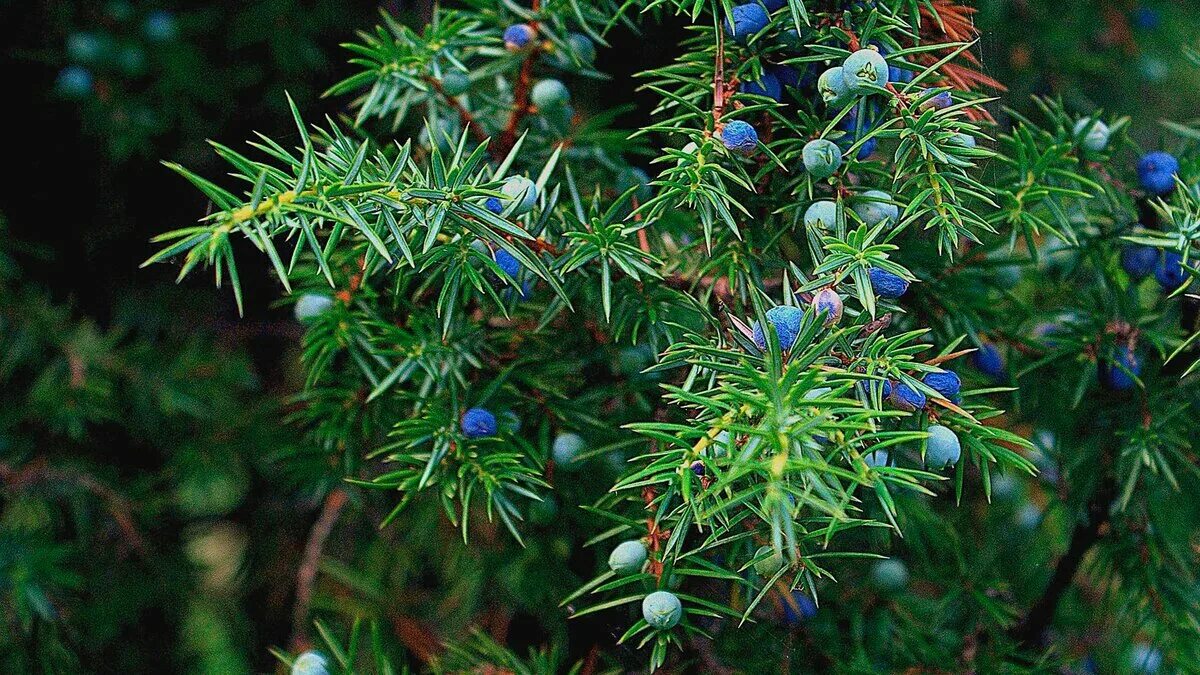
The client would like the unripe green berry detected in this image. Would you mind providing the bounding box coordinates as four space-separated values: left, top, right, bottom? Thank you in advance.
804 200 838 229
870 558 909 594
501 176 538 215
441 71 470 96
292 651 330 675
842 48 889 94
531 79 570 109
608 540 648 575
802 139 842 179
753 545 785 576
852 190 899 227
818 66 850 106
641 590 683 629
552 432 586 470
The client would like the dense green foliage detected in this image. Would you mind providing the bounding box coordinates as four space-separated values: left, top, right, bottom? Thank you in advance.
6 1 1200 673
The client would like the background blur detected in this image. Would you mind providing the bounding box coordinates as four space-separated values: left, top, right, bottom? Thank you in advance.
2 0 1199 671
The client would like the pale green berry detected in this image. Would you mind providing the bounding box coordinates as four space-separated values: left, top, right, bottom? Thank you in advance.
818 66 851 106
842 48 889 94
441 71 470 96
608 540 648 575
852 190 898 227
641 590 683 629
501 176 538 214
802 139 842 179
804 200 838 229
531 79 570 109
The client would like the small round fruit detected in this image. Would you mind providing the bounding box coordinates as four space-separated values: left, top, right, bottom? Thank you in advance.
1073 118 1110 153
870 558 909 593
720 120 759 156
1137 151 1179 195
642 590 683 629
441 71 470 96
804 201 838 229
818 67 850 106
562 32 596 65
493 248 520 279
868 268 909 299
783 591 817 625
461 408 498 438
1121 244 1158 280
922 370 961 399
842 48 889 94
531 79 570 109
292 650 330 675
1155 251 1187 291
919 89 953 110
753 545 785 576
740 71 782 101
863 450 889 468
503 24 535 50
55 66 93 98
294 294 333 322
751 305 803 351
802 139 842 179
724 3 770 44
1100 345 1141 391
552 432 586 469
501 176 538 214
971 342 1005 380
812 288 843 327
852 190 898 227
886 381 926 412
608 540 648 575
925 424 962 469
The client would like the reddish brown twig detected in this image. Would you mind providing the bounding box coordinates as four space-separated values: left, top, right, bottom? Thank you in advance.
289 488 349 651
497 1 543 155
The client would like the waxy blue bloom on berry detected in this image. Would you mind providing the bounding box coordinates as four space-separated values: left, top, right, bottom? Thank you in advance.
871 558 909 593
608 540 648 575
503 24 535 50
143 10 178 42
561 32 596 65
1073 118 1110 153
531 79 570 109
294 294 333 322
771 64 800 91
842 48 889 94
751 305 803 350
1155 251 1187 291
484 197 504 214
818 67 850 106
739 70 782 102
642 590 683 629
292 651 330 675
926 424 962 468
720 120 759 155
441 70 470 96
922 370 961 399
783 591 818 625
853 190 898 226
868 268 909 298
1137 151 1179 195
1130 643 1163 674
56 66 93 98
919 89 953 110
461 407 498 438
863 449 889 468
1121 244 1158 280
501 176 538 214
552 432 586 469
972 342 1005 379
758 0 787 10
803 139 842 179
812 288 843 326
804 201 837 229
724 3 769 43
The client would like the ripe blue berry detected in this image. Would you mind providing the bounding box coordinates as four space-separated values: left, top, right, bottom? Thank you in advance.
842 48 889 94
739 70 782 102
552 432 586 469
852 190 898 227
690 460 705 476
461 407 498 438
485 197 504 214
783 591 818 625
812 288 844 327
503 24 535 50
918 89 953 110
753 545 785 576
1073 118 1110 153
493 248 520 279
804 201 838 229
642 590 683 629
720 120 759 156
770 64 800 91
501 176 538 214
560 32 596 66
294 294 333 322
817 67 850 107
1100 345 1141 391
971 342 1005 380
56 66 93 98
863 449 889 468
868 267 909 298
870 558 909 593
441 71 470 96
751 305 804 351
531 79 570 109
758 0 786 10
803 139 843 179
1121 244 1158 280
925 424 962 469
143 10 178 42
724 3 770 43
1155 251 1187 291
1137 151 1179 195
886 381 926 412
292 650 330 675
922 370 961 399
608 540 648 575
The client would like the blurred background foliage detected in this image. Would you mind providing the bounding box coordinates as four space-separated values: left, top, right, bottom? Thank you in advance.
3 0 1200 672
